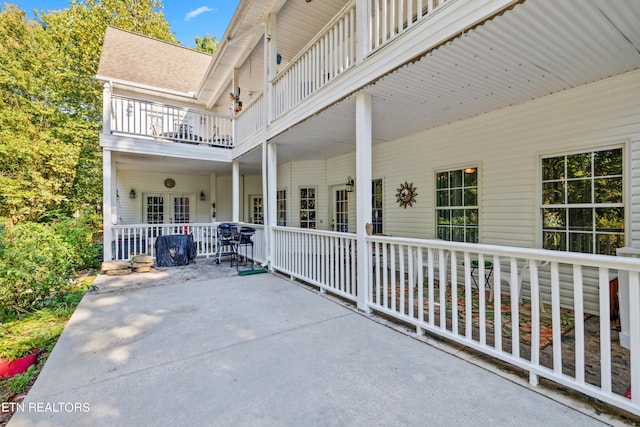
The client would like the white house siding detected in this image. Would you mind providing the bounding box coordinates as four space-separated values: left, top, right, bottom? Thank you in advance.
212 174 263 223
283 160 327 229
325 152 356 232
277 162 293 226
115 170 213 224
241 174 264 224
315 69 640 313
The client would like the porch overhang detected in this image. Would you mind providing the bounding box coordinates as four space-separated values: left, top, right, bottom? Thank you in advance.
268 0 640 163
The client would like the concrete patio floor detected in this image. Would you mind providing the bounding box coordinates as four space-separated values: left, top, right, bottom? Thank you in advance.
7 260 625 426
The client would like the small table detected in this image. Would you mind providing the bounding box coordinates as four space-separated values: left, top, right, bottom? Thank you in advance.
470 259 493 292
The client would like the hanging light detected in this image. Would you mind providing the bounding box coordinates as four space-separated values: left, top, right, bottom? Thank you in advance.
345 176 355 192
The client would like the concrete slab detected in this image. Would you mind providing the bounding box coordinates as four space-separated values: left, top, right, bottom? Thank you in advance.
8 272 610 426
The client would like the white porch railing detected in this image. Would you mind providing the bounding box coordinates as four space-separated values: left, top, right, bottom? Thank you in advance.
272 227 357 302
369 0 452 51
235 92 264 142
271 1 357 121
110 95 234 148
111 222 265 265
270 228 640 416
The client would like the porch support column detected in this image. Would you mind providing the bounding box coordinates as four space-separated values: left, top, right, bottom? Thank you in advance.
356 92 373 312
102 149 116 261
232 161 240 222
267 143 278 269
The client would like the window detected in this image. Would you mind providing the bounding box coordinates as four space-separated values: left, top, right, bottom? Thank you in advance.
250 195 263 224
541 147 624 255
277 190 286 226
436 168 478 243
372 179 383 234
300 187 316 229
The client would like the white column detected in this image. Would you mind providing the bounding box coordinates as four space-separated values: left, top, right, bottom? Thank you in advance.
267 143 278 269
102 82 112 134
356 0 370 63
102 149 115 261
232 161 240 222
356 92 373 312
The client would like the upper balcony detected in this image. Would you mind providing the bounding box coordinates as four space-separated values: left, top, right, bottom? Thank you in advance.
228 0 519 150
102 95 234 152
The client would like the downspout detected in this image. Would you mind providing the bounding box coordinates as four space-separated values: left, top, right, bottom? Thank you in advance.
261 22 270 268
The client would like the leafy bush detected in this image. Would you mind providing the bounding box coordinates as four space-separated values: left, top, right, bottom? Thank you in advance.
0 217 100 319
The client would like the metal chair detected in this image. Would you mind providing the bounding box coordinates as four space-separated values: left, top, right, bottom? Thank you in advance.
214 223 236 264
231 226 255 270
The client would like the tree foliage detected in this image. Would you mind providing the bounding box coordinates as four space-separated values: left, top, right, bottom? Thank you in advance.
0 1 177 225
195 33 218 55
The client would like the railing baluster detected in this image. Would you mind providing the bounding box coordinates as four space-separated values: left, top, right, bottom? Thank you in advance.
599 267 612 394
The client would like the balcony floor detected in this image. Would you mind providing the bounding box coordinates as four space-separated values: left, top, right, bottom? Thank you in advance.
11 260 629 425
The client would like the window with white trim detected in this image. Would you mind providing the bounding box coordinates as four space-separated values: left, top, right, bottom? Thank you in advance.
372 179 383 234
300 187 316 229
541 147 624 255
436 167 478 243
277 190 286 226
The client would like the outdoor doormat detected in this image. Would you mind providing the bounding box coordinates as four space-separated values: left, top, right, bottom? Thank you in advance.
238 268 268 276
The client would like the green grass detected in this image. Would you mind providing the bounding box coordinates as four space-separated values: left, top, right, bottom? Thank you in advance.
0 274 94 405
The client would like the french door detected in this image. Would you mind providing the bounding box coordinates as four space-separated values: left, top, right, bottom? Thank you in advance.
144 193 193 227
332 188 349 232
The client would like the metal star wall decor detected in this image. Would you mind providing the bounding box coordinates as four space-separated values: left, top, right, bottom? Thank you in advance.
396 181 417 208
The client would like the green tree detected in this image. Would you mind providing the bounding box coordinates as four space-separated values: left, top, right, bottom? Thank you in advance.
195 33 218 54
0 1 177 224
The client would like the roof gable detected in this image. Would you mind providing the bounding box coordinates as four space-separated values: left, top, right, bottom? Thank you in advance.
97 26 213 95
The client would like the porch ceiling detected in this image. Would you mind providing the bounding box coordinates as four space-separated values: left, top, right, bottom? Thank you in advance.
269 0 640 164
113 152 234 175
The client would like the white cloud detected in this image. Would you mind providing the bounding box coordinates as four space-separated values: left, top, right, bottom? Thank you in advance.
185 6 215 21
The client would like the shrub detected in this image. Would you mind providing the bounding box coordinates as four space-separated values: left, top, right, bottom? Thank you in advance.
0 217 100 319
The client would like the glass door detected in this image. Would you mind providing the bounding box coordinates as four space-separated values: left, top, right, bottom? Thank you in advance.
332 188 349 232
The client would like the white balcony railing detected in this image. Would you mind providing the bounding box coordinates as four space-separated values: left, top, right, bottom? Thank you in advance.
270 227 640 417
111 222 265 265
110 96 234 148
273 227 357 302
271 1 357 121
235 92 264 143
370 0 452 51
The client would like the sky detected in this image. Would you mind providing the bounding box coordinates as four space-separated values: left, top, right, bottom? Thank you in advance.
9 0 240 48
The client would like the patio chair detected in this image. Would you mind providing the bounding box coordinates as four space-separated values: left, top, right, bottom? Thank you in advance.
214 223 236 264
231 226 255 270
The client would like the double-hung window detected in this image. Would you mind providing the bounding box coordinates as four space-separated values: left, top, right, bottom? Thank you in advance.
300 187 316 229
436 167 478 243
277 190 287 226
541 147 624 255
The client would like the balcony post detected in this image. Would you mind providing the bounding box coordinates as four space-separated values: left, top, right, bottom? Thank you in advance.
266 143 278 269
232 161 240 222
356 92 373 312
356 0 371 63
102 149 115 261
102 82 112 134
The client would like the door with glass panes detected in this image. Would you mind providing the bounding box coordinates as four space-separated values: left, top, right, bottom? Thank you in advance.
144 194 193 231
331 187 349 232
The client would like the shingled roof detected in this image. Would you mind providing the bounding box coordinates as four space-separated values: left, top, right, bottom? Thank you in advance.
97 26 213 95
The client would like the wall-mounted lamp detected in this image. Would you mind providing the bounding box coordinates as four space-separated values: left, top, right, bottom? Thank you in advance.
345 176 355 193
129 188 136 199
200 191 206 201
